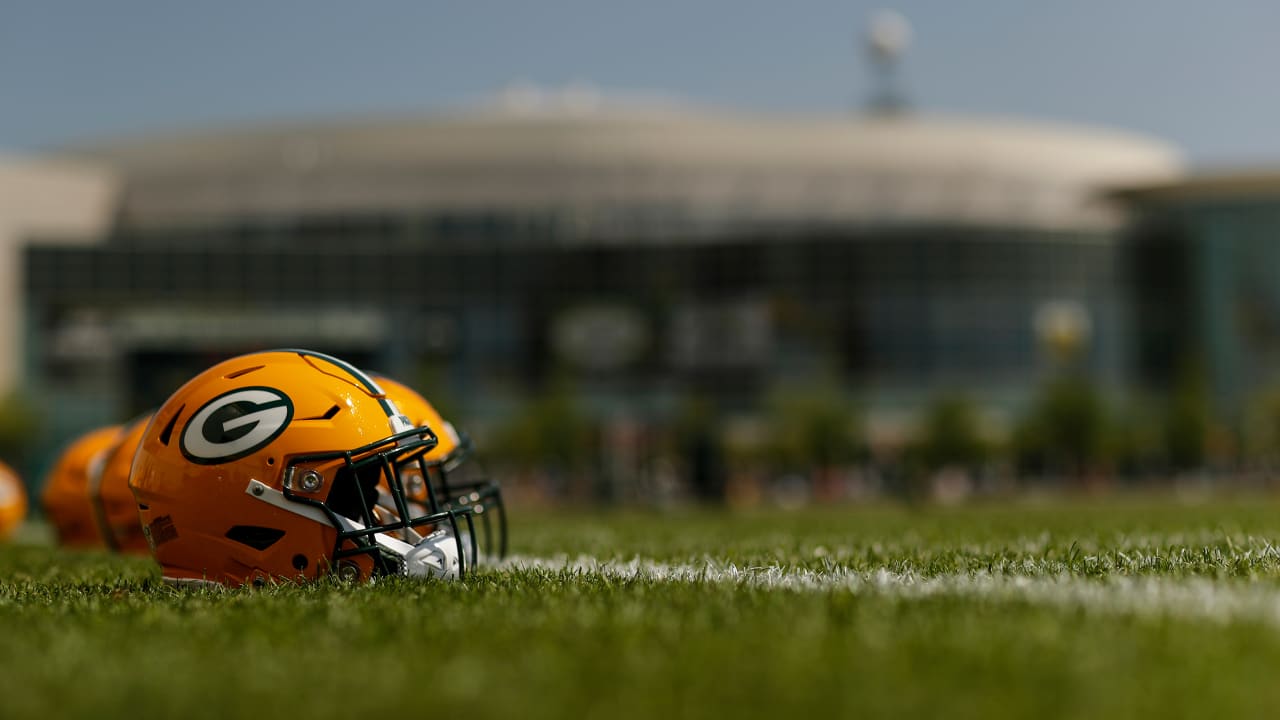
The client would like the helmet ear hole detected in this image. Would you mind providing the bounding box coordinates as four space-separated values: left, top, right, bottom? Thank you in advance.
327 463 383 523
292 554 309 571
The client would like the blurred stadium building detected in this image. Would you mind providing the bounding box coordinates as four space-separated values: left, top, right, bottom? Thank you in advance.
1117 172 1280 421
9 93 1188 488
0 157 115 393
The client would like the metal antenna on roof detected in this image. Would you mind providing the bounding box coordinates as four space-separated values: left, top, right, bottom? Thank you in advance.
864 10 911 114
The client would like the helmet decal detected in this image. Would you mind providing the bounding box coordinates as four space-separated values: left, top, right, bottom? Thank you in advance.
180 387 295 465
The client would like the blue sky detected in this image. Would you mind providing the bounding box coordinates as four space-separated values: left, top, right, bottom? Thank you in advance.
3 1 1279 165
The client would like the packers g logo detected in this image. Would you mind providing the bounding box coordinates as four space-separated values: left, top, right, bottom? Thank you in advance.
180 387 294 465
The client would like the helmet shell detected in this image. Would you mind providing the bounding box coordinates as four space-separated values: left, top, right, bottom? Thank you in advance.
93 416 152 554
129 350 419 587
375 376 460 461
41 424 121 548
0 461 27 541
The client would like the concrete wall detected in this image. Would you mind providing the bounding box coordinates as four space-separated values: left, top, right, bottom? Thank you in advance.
0 156 117 393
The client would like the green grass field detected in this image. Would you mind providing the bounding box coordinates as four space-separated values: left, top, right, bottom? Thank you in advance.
7 496 1280 719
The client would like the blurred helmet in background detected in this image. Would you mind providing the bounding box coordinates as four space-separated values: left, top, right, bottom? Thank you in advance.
41 424 122 548
0 461 27 541
91 415 152 555
129 349 471 588
376 375 507 563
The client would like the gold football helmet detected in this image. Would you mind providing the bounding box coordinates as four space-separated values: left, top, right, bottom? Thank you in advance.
91 415 153 554
375 376 507 562
129 349 471 588
0 460 25 541
42 424 121 548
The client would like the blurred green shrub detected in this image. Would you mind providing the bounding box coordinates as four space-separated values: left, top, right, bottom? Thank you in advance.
1013 374 1108 478
765 377 863 470
1243 384 1280 468
0 391 43 470
1162 366 1209 472
491 381 592 471
911 393 988 472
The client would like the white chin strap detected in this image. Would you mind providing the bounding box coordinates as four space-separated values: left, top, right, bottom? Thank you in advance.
245 479 460 580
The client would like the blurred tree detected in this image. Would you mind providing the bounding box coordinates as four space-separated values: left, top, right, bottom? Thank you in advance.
1013 374 1108 479
912 393 988 472
766 378 862 470
1243 384 1280 469
1163 363 1209 472
490 379 594 499
411 360 460 423
1105 402 1164 481
0 392 43 471
675 395 726 504
765 376 862 503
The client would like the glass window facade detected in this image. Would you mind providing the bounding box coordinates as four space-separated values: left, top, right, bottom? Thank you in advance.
27 215 1124 426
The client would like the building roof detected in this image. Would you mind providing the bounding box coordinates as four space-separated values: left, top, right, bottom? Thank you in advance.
1111 168 1280 206
63 98 1184 233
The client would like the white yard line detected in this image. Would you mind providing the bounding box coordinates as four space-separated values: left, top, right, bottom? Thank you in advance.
500 554 1280 627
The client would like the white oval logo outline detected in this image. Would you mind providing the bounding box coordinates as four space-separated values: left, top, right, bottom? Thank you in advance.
179 387 294 465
